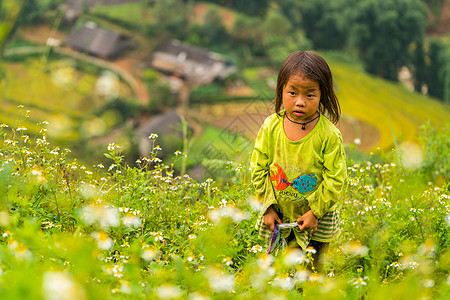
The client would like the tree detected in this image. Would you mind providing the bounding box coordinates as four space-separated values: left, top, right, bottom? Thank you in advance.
231 0 269 17
262 6 311 67
16 0 63 25
230 14 265 63
424 39 446 100
345 0 427 81
146 0 188 40
277 0 303 29
202 6 228 46
196 0 269 16
411 39 426 93
299 0 347 50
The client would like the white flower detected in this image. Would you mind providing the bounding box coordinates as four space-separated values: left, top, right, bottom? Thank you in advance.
222 257 233 266
283 248 306 266
151 231 164 242
295 270 311 283
219 199 227 207
248 245 263 253
390 262 402 268
148 133 158 139
306 246 317 254
119 280 131 294
0 212 11 227
81 204 119 229
107 143 121 151
8 240 32 261
342 241 369 256
409 261 420 269
273 275 295 290
349 276 368 287
188 292 211 300
90 231 113 250
30 168 46 183
42 271 85 300
118 207 129 213
123 214 141 228
424 279 435 288
141 248 158 262
208 206 249 224
207 268 234 292
112 265 124 279
79 183 98 199
156 284 182 299
308 273 323 282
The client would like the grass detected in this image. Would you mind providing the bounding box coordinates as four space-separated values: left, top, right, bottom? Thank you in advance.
89 2 154 26
0 115 449 299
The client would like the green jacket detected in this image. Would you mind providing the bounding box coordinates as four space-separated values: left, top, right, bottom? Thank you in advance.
251 112 347 241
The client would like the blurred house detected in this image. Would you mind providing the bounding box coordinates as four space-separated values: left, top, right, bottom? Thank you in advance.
148 40 235 85
61 0 142 23
65 22 132 59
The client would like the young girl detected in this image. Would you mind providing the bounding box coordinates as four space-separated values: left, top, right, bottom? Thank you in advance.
251 51 347 269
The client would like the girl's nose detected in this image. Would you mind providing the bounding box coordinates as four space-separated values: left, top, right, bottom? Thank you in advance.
295 96 306 107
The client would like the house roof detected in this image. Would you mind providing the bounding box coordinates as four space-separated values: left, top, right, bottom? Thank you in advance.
149 40 235 84
66 22 129 58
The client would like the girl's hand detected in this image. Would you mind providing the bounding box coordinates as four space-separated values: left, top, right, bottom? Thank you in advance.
297 210 318 234
263 206 282 231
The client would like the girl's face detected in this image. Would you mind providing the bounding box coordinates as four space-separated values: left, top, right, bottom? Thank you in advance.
282 72 321 123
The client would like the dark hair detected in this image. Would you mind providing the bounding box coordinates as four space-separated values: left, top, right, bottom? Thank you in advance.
273 51 341 124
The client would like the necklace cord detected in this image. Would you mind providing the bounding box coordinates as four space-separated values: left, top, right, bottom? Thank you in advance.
285 112 320 130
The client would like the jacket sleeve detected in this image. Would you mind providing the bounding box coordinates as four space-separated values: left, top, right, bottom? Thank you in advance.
250 121 277 215
307 131 347 219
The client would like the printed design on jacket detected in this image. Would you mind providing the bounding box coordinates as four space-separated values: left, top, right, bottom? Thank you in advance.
270 163 317 194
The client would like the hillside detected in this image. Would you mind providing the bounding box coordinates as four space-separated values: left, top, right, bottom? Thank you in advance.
328 55 450 150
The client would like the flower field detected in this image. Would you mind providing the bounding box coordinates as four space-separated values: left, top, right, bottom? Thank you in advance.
0 112 449 299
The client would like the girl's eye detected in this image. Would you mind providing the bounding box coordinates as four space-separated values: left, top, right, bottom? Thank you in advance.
288 92 296 96
307 94 316 98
